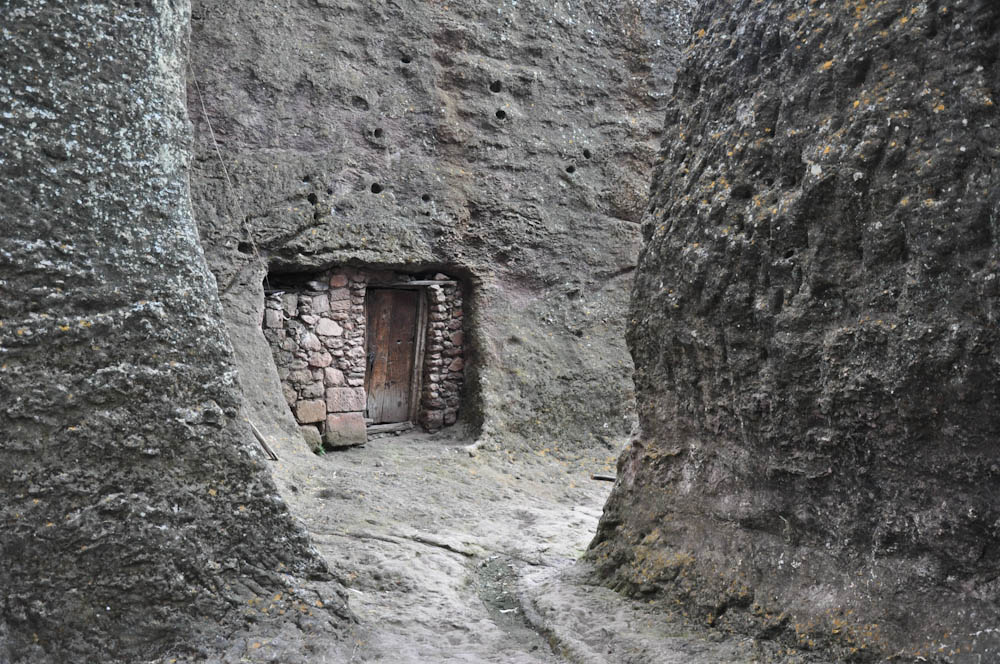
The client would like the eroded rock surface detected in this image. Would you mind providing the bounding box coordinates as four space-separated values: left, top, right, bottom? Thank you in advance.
592 1 1000 661
188 0 696 452
0 2 348 661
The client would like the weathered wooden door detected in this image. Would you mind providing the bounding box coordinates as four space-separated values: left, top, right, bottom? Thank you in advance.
365 289 420 424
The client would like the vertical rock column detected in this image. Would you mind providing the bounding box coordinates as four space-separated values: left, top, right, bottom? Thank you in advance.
591 0 1000 660
0 2 344 660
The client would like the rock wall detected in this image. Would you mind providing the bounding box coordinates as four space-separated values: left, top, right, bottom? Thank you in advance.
591 0 1000 660
263 267 465 449
188 0 697 453
0 2 348 661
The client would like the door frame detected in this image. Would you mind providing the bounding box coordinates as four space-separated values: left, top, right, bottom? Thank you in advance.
364 286 428 424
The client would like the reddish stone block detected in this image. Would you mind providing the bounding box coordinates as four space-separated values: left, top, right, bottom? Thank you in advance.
323 413 367 448
295 399 326 424
308 351 333 368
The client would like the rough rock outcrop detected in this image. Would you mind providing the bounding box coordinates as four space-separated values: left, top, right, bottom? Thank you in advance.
592 0 1000 660
188 0 696 453
0 2 347 661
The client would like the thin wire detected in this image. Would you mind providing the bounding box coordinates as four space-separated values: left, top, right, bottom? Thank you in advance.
189 68 270 291
190 69 278 461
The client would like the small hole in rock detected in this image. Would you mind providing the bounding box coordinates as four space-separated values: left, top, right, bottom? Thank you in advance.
237 242 253 255
583 149 592 159
489 80 502 93
495 109 507 120
371 183 384 194
731 184 753 200
400 55 412 64
783 249 796 259
565 165 576 174
326 188 334 195
307 193 318 205
373 127 384 138
421 194 431 202
302 175 311 183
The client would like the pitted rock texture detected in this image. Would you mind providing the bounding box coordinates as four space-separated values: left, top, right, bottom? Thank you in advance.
592 0 1000 661
0 2 347 661
188 0 696 452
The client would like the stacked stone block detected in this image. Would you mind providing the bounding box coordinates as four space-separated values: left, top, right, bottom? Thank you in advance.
419 275 465 431
263 268 465 447
263 268 369 448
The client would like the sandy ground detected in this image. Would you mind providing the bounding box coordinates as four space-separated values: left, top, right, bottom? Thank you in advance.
242 428 769 663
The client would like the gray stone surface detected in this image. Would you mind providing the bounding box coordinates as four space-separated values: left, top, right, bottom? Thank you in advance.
187 0 698 453
0 2 348 661
591 1 1000 661
300 425 324 452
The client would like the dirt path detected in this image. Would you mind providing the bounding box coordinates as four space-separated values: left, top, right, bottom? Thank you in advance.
259 430 758 663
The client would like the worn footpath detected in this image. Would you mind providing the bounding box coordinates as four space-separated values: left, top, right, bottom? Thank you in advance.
239 430 777 663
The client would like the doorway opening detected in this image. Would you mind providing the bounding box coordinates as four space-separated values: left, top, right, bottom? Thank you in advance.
262 267 466 450
365 288 424 425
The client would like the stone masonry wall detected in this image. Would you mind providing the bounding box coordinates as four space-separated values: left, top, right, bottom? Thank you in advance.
263 268 464 448
420 277 465 431
264 268 368 448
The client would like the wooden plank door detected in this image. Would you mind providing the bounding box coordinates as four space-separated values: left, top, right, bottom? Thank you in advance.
365 289 420 424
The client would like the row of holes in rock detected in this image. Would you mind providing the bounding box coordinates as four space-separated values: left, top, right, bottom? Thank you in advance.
301 177 431 201
308 159 590 199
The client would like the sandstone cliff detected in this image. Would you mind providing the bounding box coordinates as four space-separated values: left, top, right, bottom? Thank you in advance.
592 1 1000 660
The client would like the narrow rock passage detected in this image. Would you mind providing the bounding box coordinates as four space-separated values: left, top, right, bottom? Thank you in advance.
264 431 757 663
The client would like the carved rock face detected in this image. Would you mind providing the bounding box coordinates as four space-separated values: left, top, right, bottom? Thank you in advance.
591 0 1000 659
187 0 697 451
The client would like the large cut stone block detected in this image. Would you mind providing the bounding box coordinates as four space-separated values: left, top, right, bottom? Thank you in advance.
326 387 366 412
295 399 326 424
323 413 367 448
